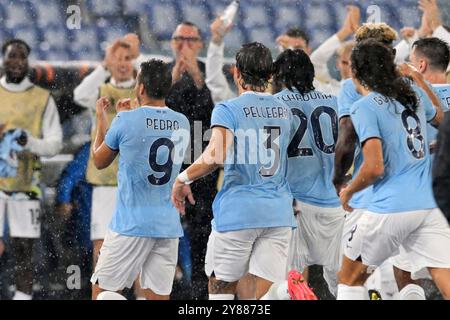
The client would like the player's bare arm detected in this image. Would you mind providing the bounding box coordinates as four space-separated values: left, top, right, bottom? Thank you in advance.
399 63 444 126
340 138 384 212
172 126 233 215
333 116 357 194
92 97 118 169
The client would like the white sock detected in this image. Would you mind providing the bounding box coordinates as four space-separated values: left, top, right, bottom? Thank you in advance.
337 284 368 300
260 281 290 300
399 284 426 300
96 291 127 300
209 294 235 300
13 290 32 300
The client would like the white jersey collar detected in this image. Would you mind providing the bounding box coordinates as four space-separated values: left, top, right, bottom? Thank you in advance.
0 76 34 92
110 77 135 89
241 91 271 96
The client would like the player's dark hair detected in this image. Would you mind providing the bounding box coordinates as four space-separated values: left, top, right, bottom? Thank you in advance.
412 37 450 73
235 42 273 91
138 59 172 99
2 39 31 56
285 27 310 45
273 49 315 95
351 39 418 111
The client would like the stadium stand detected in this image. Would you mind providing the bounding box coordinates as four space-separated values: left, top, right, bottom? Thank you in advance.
1 0 448 61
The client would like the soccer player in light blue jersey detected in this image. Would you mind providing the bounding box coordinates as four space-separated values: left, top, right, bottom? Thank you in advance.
273 49 344 297
172 42 297 300
409 37 450 150
334 23 444 300
337 40 450 300
89 60 190 300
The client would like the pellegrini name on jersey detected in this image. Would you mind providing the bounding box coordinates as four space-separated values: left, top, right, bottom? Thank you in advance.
243 106 289 119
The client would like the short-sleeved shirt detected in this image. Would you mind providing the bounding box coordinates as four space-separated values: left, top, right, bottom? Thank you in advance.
105 106 190 238
350 89 437 213
275 88 340 207
210 91 295 232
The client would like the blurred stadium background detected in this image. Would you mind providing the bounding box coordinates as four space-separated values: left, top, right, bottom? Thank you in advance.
0 0 448 61
0 0 449 300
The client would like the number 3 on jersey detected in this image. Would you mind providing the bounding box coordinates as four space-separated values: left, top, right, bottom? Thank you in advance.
288 106 338 158
260 126 281 177
147 137 175 185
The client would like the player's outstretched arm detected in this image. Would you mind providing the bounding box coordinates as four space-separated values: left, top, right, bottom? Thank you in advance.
340 138 384 212
333 116 357 194
172 126 233 215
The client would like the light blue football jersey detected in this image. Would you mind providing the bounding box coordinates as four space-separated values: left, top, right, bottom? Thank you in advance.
275 88 340 207
338 79 372 209
426 83 450 145
210 91 296 232
350 89 437 213
105 106 190 238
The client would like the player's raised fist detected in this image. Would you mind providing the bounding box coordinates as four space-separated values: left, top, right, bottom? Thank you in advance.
95 97 111 115
115 98 132 113
401 27 416 40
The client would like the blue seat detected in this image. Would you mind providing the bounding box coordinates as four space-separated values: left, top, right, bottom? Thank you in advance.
303 3 336 31
241 4 272 29
123 0 147 16
397 6 421 28
0 29 12 47
179 2 212 33
273 5 303 35
42 49 71 61
86 0 122 16
3 1 36 29
308 28 335 50
147 2 181 40
96 18 130 44
10 27 42 50
34 0 64 28
41 28 69 51
68 25 100 54
247 26 275 47
223 26 247 49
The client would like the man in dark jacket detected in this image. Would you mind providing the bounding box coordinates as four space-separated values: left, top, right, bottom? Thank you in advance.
166 21 217 300
433 111 450 225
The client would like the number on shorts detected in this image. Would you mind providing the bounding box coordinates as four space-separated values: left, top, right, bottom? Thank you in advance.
29 208 40 226
147 137 175 186
259 126 281 177
401 109 425 159
288 106 338 158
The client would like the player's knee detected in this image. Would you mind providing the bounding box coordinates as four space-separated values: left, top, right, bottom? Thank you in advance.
208 277 237 294
338 268 365 286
